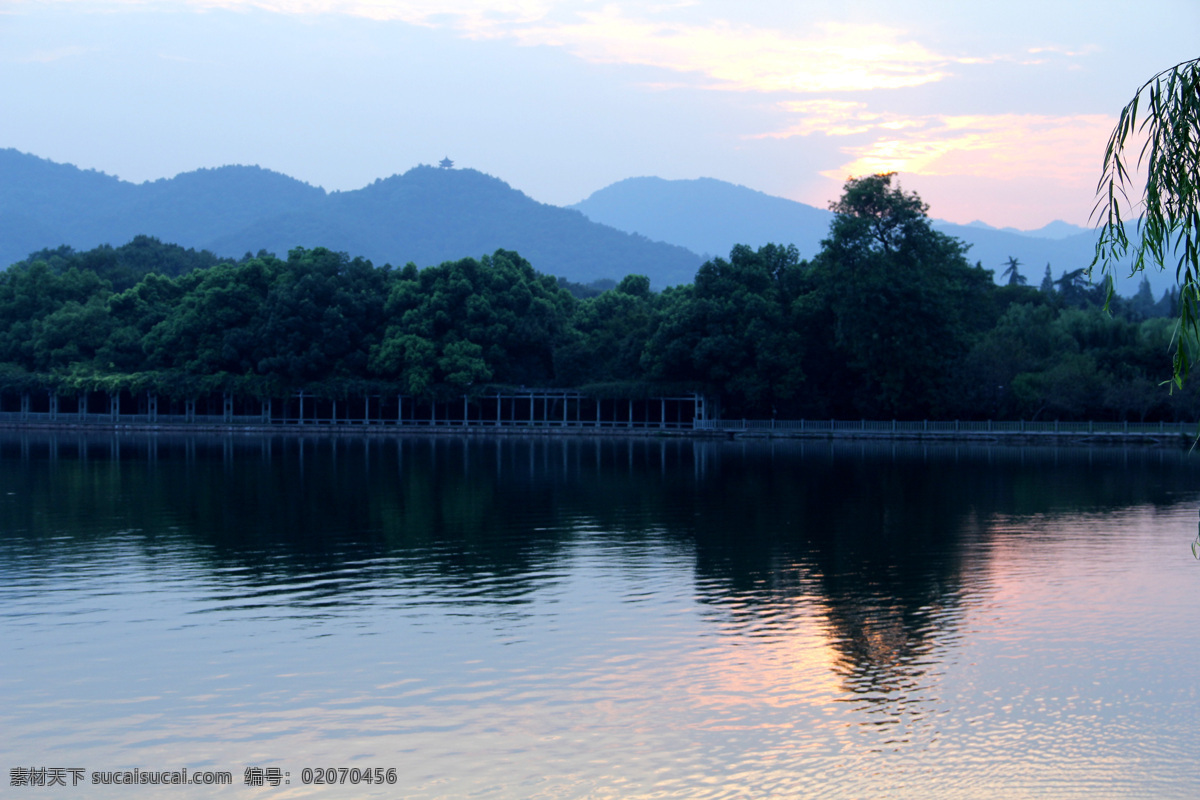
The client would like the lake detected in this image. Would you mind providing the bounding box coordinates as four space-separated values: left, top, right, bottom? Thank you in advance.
2 432 1198 798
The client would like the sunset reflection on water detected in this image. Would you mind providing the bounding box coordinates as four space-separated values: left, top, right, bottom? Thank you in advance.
1 434 1198 798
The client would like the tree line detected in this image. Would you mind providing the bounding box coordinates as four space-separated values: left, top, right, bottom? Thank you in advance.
0 174 1193 422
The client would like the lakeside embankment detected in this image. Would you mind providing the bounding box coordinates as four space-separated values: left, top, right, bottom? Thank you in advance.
0 417 1195 446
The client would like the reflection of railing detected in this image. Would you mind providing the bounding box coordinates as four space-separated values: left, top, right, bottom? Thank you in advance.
2 413 238 425
693 419 1198 435
0 409 698 429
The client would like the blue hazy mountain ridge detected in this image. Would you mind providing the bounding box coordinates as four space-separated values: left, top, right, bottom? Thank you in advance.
570 176 1162 298
0 148 1163 296
567 176 835 261
962 219 1090 239
0 149 703 287
130 165 328 244
206 167 703 286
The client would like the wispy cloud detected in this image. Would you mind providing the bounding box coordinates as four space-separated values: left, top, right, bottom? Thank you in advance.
489 11 960 93
1026 43 1101 58
758 100 1113 185
760 100 924 138
834 113 1114 184
39 0 972 94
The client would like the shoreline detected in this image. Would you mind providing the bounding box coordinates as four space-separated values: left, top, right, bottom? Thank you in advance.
0 420 1192 448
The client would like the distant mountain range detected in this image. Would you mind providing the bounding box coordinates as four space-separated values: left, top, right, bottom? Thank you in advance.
570 176 1163 299
0 148 1169 297
961 218 1090 240
0 149 702 287
569 177 833 261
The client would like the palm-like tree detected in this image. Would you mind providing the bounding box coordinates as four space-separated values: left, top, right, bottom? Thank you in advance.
1001 256 1026 286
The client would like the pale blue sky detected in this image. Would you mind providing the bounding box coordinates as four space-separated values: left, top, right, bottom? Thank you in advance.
1 0 1196 228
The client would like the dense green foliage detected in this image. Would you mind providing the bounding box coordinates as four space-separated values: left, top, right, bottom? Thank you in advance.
370 251 571 396
12 235 233 292
0 174 1191 420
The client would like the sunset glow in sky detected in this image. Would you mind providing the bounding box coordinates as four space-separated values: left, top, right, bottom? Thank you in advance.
1 0 1197 228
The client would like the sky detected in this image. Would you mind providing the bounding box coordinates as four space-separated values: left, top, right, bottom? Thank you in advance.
0 0 1197 230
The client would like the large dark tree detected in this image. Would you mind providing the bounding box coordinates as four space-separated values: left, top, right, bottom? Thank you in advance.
806 173 994 418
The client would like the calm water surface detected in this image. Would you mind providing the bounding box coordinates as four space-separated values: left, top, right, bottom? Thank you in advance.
1 433 1198 798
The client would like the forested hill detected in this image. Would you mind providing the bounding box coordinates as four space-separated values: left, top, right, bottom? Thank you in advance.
0 150 703 286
